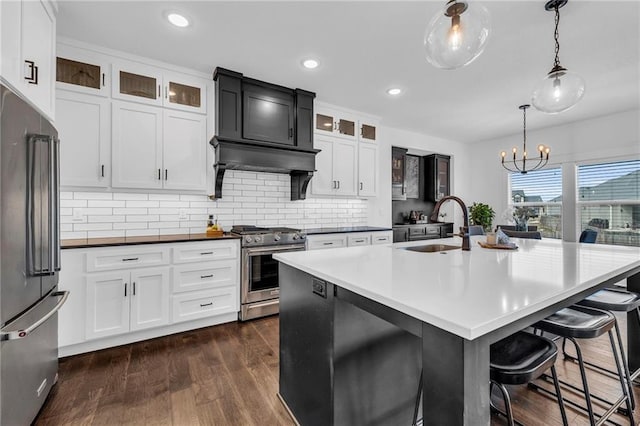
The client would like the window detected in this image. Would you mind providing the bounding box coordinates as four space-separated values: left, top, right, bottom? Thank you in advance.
508 168 563 238
577 159 640 247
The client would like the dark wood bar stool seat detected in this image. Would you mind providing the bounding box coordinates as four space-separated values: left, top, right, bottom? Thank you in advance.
533 305 635 425
489 331 568 426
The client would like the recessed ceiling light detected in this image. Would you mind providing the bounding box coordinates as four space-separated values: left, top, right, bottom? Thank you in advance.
387 88 402 96
167 13 190 28
302 59 319 69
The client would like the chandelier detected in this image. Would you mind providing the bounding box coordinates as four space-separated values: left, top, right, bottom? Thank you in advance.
500 105 550 174
531 0 585 113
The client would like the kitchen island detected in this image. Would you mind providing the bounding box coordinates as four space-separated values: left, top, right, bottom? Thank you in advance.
274 236 640 425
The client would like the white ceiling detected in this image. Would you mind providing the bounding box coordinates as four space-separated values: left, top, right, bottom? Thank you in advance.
56 1 640 143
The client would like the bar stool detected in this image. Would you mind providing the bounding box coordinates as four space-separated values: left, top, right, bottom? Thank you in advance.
575 287 640 405
532 305 635 425
490 331 568 426
411 331 568 426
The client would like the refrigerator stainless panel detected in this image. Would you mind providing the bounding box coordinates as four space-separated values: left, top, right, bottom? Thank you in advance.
1 84 42 325
0 288 59 426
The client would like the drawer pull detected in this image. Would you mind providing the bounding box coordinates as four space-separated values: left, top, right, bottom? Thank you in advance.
122 257 139 262
200 252 213 255
323 242 333 246
200 302 213 308
200 274 214 279
354 239 365 243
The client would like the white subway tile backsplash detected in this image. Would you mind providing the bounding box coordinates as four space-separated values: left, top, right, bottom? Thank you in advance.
126 201 160 208
113 193 148 201
59 170 369 240
74 192 113 200
87 200 125 208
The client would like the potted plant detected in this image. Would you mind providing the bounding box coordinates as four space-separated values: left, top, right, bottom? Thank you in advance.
469 202 495 232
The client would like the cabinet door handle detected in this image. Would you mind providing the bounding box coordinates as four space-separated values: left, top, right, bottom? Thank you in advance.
164 86 168 99
200 302 213 308
337 181 340 189
24 60 38 85
124 283 127 297
333 122 338 131
102 73 105 87
158 168 161 180
288 128 293 139
132 282 136 296
101 164 105 178
164 169 168 180
360 182 363 190
200 274 214 279
158 84 161 98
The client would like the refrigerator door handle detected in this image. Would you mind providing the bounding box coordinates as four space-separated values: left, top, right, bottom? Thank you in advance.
51 137 61 272
26 135 45 275
0 291 69 341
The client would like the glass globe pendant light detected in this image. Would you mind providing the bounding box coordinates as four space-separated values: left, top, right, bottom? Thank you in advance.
531 0 585 113
423 0 491 70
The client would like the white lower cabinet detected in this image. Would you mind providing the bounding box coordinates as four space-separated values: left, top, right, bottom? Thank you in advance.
306 231 392 250
59 239 240 355
86 266 170 340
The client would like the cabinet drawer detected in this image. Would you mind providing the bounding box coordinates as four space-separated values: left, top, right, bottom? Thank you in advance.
371 233 392 245
172 260 237 293
425 226 441 236
171 287 237 323
347 234 371 246
173 240 238 264
306 235 348 250
86 246 170 272
408 227 427 237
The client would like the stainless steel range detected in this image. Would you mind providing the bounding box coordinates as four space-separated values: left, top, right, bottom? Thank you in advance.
231 226 306 321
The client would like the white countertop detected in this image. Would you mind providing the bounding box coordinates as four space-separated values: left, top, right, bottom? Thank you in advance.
274 236 640 340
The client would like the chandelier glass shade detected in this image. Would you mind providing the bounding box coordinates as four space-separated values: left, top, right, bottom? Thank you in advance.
423 0 491 70
531 0 585 114
500 105 550 174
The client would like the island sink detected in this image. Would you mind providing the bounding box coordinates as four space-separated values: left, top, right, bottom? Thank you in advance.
401 244 460 253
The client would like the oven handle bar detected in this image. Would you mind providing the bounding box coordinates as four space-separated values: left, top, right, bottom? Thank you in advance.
244 244 306 255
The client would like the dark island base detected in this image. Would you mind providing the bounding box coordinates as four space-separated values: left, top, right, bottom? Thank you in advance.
279 265 422 425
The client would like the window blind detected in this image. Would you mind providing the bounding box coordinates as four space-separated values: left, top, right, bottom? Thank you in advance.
578 160 640 201
510 167 562 203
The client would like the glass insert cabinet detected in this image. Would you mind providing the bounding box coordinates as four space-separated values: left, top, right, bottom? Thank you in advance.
425 154 450 202
314 108 378 143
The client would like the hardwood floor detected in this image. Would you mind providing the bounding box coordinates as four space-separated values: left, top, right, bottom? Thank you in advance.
36 315 640 425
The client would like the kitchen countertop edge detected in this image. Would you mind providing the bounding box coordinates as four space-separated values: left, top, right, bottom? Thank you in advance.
304 226 392 235
61 233 240 249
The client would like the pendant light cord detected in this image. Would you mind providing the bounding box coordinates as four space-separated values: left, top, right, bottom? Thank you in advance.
553 6 561 68
522 106 527 155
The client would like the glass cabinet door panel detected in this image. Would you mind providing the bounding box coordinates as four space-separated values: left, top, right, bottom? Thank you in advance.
56 57 101 89
361 124 376 141
316 113 334 132
436 157 450 200
119 71 157 100
169 81 201 108
338 119 355 137
392 150 405 185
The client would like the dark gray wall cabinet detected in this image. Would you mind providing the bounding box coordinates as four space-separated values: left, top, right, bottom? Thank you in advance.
425 154 451 202
211 68 318 200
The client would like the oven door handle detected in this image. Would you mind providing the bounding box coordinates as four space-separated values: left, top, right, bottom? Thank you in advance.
244 245 306 255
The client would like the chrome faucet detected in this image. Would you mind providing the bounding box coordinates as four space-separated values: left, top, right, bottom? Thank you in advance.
429 195 471 251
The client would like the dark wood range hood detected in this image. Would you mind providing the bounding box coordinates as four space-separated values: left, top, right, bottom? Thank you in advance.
211 68 318 201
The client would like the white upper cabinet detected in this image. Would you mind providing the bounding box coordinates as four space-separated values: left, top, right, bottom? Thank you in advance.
358 143 378 197
112 101 164 189
112 102 207 191
358 119 378 144
311 135 357 197
113 60 207 114
1 0 56 121
56 44 110 97
163 110 207 191
112 61 164 107
314 105 358 141
57 91 110 187
162 71 207 114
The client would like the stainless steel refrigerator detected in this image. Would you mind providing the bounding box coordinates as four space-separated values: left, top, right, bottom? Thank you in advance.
0 84 69 425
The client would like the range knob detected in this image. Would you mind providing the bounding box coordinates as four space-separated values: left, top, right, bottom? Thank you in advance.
274 234 281 242
299 233 306 240
244 236 253 243
254 235 263 243
292 233 299 240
